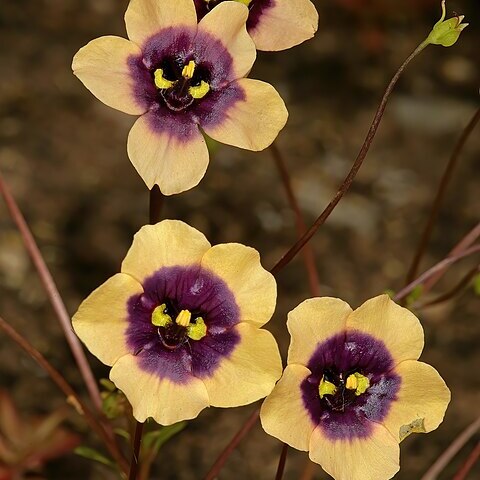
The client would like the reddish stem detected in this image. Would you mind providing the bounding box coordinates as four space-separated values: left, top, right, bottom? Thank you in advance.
149 186 164 224
406 107 480 284
275 444 289 480
128 421 145 480
421 417 480 480
203 409 260 480
394 245 480 302
271 143 320 296
0 172 102 412
270 41 428 276
0 314 129 473
453 442 480 480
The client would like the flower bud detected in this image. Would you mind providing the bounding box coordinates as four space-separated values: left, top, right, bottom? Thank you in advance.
426 1 468 47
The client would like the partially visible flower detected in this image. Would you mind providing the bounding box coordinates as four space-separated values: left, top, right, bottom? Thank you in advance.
261 295 450 480
72 0 288 195
73 220 282 425
194 0 319 51
426 1 468 47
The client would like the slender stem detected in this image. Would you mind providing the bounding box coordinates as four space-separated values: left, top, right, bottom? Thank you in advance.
0 314 129 474
203 409 260 480
406 107 480 284
149 186 164 224
127 185 163 479
416 264 479 309
270 40 429 276
275 444 289 480
128 422 145 480
421 417 480 480
271 143 320 296
453 442 480 480
394 245 480 302
423 222 480 294
0 172 102 412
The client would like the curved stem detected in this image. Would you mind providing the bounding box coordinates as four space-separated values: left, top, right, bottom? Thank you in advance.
406 107 480 283
275 444 289 480
128 422 144 480
421 416 480 480
394 245 480 302
0 172 103 412
0 314 129 474
453 442 480 480
271 143 320 296
203 409 259 480
270 40 429 276
416 264 479 309
423 222 480 294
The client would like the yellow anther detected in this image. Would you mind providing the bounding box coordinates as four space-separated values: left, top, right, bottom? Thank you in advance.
187 317 207 341
151 304 172 327
319 376 337 399
154 69 174 90
234 0 253 5
346 373 370 396
175 310 192 328
182 60 196 79
189 81 210 99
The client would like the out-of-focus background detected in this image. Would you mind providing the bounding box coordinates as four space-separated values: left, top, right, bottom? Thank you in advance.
0 0 479 478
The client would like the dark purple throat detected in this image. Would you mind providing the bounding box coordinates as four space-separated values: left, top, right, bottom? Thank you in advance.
300 330 401 440
126 265 241 384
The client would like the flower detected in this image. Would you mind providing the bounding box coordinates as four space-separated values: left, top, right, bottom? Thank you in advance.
260 295 450 480
193 0 319 51
426 1 468 47
72 220 282 425
72 0 288 195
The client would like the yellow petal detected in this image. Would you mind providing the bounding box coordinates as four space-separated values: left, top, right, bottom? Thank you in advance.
121 220 211 283
110 354 209 425
287 297 352 366
202 323 282 407
250 0 319 52
383 360 450 442
200 243 276 327
346 295 424 364
197 2 256 81
201 79 288 151
260 364 315 451
127 113 209 194
125 0 197 47
72 273 143 366
72 36 146 115
309 423 400 480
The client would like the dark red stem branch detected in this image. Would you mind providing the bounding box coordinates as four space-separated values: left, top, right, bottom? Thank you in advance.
453 442 480 480
0 314 129 473
128 421 145 480
406 107 480 283
0 172 102 412
275 444 289 480
271 143 320 296
270 41 428 276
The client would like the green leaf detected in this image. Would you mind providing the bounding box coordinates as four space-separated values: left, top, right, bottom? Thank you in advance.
113 428 131 441
143 422 187 454
99 379 116 392
74 446 116 468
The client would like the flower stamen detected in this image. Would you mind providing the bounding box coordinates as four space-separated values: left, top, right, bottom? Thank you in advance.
181 60 196 80
319 375 337 399
153 69 174 90
346 372 370 396
151 303 172 327
175 309 192 327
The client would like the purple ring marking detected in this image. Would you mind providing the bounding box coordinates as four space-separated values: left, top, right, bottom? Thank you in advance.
126 265 241 384
300 331 401 440
128 26 245 142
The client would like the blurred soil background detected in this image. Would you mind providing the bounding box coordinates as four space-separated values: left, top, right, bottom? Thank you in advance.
0 0 479 478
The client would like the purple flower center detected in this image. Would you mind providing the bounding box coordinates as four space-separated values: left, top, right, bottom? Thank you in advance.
193 0 276 31
126 265 241 383
301 331 401 440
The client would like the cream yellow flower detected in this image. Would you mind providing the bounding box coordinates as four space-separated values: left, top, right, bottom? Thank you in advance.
72 0 288 195
261 295 450 480
73 220 282 425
